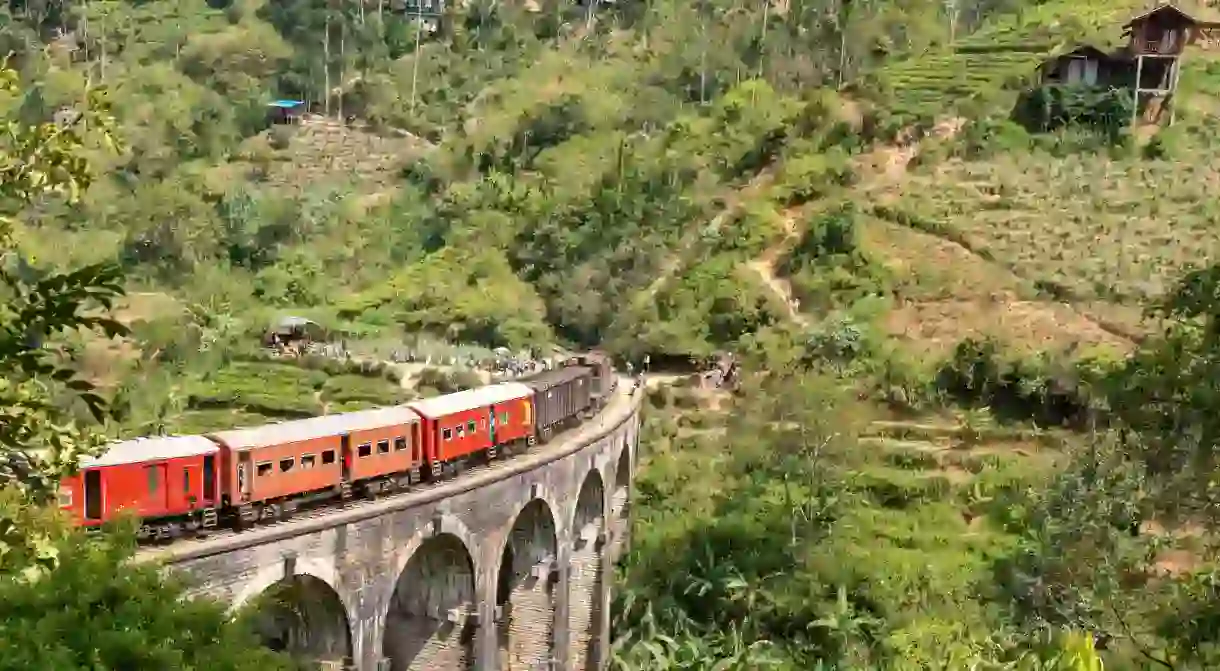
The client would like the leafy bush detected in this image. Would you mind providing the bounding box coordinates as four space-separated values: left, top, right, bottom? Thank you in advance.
1013 85 1133 141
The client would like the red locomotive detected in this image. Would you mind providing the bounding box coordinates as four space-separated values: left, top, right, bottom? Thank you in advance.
56 353 617 541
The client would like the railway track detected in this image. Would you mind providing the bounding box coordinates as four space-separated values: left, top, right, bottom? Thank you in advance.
138 379 641 564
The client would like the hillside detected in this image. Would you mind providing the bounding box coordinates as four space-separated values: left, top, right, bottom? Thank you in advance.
10 0 1220 667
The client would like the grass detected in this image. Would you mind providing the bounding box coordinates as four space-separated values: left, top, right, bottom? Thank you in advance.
886 149 1220 303
178 360 408 432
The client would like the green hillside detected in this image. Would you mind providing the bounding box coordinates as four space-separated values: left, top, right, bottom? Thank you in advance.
9 0 1220 667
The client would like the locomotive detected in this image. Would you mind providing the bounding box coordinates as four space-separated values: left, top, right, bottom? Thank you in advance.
56 353 616 541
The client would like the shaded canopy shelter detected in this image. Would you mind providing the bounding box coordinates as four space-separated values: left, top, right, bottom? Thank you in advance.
267 99 306 125
264 316 329 346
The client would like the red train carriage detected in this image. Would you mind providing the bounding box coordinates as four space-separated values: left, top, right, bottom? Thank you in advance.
336 407 425 493
208 406 422 526
58 435 221 540
407 382 535 477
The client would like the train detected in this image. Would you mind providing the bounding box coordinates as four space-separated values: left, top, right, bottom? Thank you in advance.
55 353 616 542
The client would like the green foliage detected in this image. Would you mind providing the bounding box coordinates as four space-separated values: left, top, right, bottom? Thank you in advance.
0 58 295 670
340 246 553 349
182 360 407 427
933 338 1096 426
782 204 891 312
0 511 294 671
1014 85 1133 141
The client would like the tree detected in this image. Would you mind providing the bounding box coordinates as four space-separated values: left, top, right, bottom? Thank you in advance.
0 509 296 671
0 61 127 579
0 60 298 671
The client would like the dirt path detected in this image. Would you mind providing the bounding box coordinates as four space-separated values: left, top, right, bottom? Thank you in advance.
742 116 968 327
637 172 776 306
747 209 807 326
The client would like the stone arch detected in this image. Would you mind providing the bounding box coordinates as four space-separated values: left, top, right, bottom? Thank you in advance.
247 573 353 668
495 497 559 670
568 469 606 671
610 436 632 519
230 556 341 614
383 533 478 671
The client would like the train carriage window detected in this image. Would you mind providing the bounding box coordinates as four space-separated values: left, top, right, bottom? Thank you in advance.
377 440 390 454
394 437 407 452
468 420 476 434
501 412 509 424
257 462 273 477
456 425 465 438
358 443 372 458
146 465 159 493
279 458 294 473
443 428 452 441
183 468 190 493
322 450 336 465
301 454 316 469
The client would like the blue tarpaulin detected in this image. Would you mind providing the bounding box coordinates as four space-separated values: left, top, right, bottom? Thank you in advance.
268 100 305 108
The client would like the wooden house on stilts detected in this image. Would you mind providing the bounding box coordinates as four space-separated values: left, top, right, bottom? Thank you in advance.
1038 3 1220 126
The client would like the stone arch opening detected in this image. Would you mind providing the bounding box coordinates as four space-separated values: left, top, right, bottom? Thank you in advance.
569 470 606 671
384 533 478 671
248 574 352 668
611 439 631 519
495 497 559 670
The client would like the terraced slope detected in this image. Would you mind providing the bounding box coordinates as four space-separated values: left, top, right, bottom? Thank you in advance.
868 0 1149 120
238 115 432 194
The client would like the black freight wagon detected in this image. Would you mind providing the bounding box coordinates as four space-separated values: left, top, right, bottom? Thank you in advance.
522 366 594 443
565 351 615 411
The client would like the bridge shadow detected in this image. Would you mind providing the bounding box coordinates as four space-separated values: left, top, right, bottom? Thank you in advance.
247 574 352 668
384 533 478 671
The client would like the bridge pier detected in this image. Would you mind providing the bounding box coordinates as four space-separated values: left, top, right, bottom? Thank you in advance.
151 381 642 671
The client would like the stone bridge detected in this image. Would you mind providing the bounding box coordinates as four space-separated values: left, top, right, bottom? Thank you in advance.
139 380 643 671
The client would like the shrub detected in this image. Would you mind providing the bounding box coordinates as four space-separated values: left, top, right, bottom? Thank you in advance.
1013 85 1133 142
269 126 293 150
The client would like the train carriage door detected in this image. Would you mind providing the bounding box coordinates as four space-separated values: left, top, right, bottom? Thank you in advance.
237 451 252 502
489 408 497 444
411 422 422 465
141 462 169 512
203 455 216 504
84 470 102 521
340 434 352 482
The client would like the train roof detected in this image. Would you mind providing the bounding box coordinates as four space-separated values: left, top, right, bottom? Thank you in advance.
80 435 218 468
209 406 421 450
519 366 591 391
408 382 534 418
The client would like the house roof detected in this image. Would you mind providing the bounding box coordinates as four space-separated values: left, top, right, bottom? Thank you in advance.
209 406 421 450
1123 3 1220 29
407 382 534 419
1062 45 1116 59
81 435 218 468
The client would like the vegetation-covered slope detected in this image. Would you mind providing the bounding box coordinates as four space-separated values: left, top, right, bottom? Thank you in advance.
11 0 1220 668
